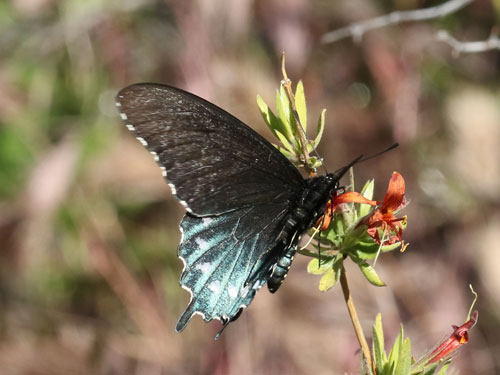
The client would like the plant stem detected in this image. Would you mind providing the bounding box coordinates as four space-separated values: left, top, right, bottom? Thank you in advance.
340 266 375 374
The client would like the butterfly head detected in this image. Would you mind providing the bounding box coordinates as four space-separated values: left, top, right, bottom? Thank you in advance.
322 173 341 194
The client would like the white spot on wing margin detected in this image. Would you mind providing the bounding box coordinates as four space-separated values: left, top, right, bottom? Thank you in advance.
115 98 194 214
136 137 148 147
150 151 160 162
168 182 177 195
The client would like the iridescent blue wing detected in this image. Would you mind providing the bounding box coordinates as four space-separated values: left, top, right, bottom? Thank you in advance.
176 201 290 332
115 83 305 216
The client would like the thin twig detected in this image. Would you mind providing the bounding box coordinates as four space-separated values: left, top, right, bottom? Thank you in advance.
436 29 500 55
280 52 312 172
321 0 475 44
340 266 375 374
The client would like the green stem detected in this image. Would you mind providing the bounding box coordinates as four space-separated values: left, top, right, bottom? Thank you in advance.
340 266 375 374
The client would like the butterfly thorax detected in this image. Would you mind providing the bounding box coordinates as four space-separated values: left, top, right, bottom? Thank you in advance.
267 174 340 292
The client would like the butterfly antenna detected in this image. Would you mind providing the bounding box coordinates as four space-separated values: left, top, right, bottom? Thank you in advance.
357 142 399 163
333 143 399 179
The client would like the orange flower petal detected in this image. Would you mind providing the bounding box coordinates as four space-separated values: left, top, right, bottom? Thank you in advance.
360 172 406 245
319 212 332 231
334 191 377 206
381 171 405 212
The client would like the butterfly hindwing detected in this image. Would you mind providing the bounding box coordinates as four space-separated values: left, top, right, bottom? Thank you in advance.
176 201 291 331
116 83 305 216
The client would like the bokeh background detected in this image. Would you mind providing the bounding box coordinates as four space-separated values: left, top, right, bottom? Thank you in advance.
1 0 499 374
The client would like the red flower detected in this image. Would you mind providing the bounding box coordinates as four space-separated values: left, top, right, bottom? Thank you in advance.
317 191 377 231
362 171 406 244
427 311 478 364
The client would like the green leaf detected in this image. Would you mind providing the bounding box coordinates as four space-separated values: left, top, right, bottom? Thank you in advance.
380 241 403 253
307 257 333 275
386 326 404 374
358 179 375 217
334 213 346 236
361 179 375 200
313 109 326 150
395 338 411 375
276 87 294 141
411 362 440 375
273 144 297 162
332 256 344 282
352 257 386 286
341 225 369 251
319 268 336 292
351 243 382 260
436 360 452 374
316 256 343 292
256 95 284 137
297 247 328 259
282 85 296 136
274 129 297 155
373 314 388 374
353 235 402 260
317 213 344 247
294 80 307 132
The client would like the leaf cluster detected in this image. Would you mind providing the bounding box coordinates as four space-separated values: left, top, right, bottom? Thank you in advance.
367 314 452 375
257 81 324 170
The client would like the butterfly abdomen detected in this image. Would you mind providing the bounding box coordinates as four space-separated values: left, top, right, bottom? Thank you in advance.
267 245 296 293
268 174 340 292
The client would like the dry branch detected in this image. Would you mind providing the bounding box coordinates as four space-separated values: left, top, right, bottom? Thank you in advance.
321 0 476 44
436 30 500 54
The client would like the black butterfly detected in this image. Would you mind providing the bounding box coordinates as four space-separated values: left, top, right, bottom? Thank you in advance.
116 83 355 337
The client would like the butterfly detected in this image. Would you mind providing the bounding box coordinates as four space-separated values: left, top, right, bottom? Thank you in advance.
116 83 356 338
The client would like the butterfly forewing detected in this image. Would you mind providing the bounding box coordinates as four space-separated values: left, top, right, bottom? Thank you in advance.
116 83 305 216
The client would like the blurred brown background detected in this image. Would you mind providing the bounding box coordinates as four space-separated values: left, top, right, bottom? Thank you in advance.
0 0 499 374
